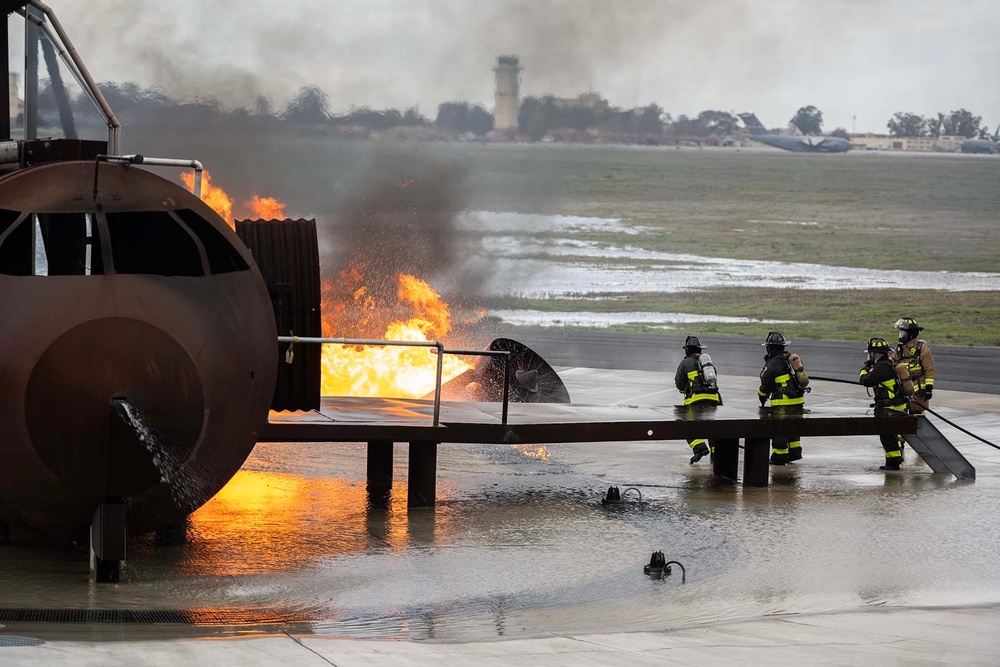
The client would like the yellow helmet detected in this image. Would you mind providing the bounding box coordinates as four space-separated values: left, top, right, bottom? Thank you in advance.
867 337 891 354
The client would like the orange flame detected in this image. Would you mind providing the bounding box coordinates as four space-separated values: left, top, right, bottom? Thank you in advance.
321 273 472 398
180 170 234 227
180 172 289 225
248 194 287 220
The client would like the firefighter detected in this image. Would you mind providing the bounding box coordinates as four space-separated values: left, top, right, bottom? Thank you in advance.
757 331 806 465
674 335 721 464
893 317 935 414
859 336 908 470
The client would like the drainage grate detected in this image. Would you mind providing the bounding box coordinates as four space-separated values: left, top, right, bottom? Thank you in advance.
0 635 45 647
0 608 311 625
0 609 188 624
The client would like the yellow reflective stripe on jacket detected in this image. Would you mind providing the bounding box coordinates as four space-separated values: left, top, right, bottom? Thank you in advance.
882 377 898 394
771 396 805 406
684 393 721 405
766 373 803 405
687 370 699 381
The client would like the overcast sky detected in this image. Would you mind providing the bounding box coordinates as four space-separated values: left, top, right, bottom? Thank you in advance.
9 0 1000 133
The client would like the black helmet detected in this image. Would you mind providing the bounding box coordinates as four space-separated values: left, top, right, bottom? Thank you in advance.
683 335 706 350
867 337 891 354
761 331 788 347
894 317 922 332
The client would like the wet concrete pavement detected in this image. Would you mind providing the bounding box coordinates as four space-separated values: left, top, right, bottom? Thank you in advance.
2 365 999 664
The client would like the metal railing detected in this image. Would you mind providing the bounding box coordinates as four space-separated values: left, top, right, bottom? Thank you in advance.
277 336 512 427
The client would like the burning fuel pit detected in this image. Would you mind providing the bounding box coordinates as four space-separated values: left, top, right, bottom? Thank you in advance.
436 338 571 404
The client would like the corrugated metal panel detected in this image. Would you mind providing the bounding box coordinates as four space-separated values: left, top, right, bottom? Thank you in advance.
235 219 321 411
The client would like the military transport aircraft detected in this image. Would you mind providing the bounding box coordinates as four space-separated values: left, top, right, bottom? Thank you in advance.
960 126 999 154
738 112 853 153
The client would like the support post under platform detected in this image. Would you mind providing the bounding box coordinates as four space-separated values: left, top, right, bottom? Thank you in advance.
407 441 438 508
91 499 126 583
743 437 771 487
713 438 739 482
367 440 394 506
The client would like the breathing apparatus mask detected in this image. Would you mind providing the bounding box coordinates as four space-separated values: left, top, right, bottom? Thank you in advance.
894 318 921 345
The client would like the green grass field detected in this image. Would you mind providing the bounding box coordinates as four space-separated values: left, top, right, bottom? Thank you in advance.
450 144 1000 345
143 131 1000 345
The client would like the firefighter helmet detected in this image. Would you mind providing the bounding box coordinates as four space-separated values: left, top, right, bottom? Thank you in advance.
683 335 706 350
761 331 788 347
894 317 923 332
867 337 891 354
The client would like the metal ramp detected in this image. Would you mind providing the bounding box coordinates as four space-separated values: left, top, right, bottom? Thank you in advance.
904 416 976 480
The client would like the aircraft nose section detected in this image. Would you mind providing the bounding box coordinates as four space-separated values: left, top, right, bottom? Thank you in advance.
24 317 206 499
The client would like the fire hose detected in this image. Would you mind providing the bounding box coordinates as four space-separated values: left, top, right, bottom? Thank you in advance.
810 375 1000 452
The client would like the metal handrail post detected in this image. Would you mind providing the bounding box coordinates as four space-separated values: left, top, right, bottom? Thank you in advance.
433 342 444 427
499 352 511 425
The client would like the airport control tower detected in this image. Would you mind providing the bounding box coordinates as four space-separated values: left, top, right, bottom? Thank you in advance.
493 55 521 131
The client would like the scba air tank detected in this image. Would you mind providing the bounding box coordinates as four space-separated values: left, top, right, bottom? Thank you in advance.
699 354 718 387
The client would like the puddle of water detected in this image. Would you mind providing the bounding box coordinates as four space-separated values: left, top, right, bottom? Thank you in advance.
2 379 999 643
490 309 801 328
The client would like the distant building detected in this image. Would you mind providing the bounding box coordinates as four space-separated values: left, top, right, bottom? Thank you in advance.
850 133 964 152
551 92 609 112
493 55 521 131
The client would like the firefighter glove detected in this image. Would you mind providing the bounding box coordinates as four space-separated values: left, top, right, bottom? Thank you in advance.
923 387 933 400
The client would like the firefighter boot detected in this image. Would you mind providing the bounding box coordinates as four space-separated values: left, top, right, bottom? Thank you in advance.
880 459 902 471
769 451 789 466
689 442 710 465
788 446 802 462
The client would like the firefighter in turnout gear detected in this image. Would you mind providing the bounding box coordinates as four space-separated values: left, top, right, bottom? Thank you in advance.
859 336 909 470
893 317 935 414
757 332 807 465
674 335 721 465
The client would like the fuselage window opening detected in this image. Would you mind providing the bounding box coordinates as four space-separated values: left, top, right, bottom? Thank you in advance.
0 208 28 275
0 210 103 276
173 209 249 274
105 211 205 277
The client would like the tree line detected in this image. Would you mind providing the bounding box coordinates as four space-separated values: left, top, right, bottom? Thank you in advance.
886 109 995 139
28 80 995 142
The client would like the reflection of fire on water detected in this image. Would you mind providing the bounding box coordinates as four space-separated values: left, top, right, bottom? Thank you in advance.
188 468 418 575
320 265 473 398
514 444 550 461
